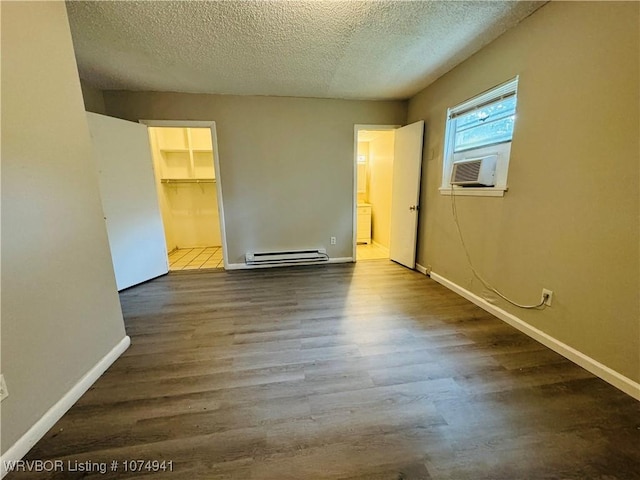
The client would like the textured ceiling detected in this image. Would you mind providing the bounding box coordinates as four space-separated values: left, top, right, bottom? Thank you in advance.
66 1 545 101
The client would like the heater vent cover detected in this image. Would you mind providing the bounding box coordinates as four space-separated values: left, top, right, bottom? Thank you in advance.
245 249 328 265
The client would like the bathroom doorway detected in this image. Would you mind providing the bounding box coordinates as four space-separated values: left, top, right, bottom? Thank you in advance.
355 128 395 261
353 122 424 269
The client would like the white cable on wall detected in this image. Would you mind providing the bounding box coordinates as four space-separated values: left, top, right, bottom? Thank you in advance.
449 188 546 309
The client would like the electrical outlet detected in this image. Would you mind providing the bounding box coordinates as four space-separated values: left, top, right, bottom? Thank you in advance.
0 375 8 402
330 236 336 245
541 288 553 307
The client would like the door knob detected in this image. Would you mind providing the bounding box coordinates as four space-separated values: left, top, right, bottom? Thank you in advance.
409 205 419 211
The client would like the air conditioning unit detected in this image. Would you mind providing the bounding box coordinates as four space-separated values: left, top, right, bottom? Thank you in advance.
451 155 497 187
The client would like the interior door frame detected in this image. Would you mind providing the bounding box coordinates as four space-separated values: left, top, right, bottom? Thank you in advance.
140 120 230 270
352 124 400 262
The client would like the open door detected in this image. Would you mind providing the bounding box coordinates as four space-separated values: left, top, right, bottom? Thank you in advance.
389 121 424 269
86 112 168 290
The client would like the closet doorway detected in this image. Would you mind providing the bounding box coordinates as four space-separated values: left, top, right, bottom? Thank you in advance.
146 123 227 271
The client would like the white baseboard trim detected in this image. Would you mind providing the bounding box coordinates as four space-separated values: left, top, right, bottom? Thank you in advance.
226 257 353 270
415 263 428 275
429 272 640 401
0 336 131 478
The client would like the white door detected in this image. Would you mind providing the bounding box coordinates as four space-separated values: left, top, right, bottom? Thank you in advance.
389 121 425 269
86 112 168 290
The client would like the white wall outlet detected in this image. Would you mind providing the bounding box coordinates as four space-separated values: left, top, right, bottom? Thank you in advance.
330 236 336 245
0 374 8 402
542 288 553 307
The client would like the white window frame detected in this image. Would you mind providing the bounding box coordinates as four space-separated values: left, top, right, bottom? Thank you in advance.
439 76 519 197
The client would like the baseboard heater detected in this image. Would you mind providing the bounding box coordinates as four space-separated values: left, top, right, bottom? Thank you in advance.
245 248 328 265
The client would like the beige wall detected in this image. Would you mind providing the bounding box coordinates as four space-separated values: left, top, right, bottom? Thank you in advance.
1 1 127 451
368 131 395 248
409 1 639 382
104 92 407 263
80 79 106 114
148 128 177 251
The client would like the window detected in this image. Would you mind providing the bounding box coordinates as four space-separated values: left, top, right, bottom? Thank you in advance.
440 77 519 196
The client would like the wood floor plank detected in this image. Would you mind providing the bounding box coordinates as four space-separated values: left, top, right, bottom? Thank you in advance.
8 261 640 479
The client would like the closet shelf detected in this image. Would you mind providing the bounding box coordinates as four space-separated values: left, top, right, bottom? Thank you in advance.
160 148 190 154
160 148 213 154
161 178 216 184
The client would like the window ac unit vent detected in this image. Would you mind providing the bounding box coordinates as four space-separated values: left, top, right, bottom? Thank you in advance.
245 249 328 265
451 155 497 187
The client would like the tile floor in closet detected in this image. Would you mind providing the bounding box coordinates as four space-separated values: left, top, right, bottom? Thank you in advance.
168 247 224 270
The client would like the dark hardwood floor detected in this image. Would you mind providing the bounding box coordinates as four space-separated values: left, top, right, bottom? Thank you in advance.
9 261 640 479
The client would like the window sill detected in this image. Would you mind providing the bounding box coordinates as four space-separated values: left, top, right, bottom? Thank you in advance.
439 187 507 197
